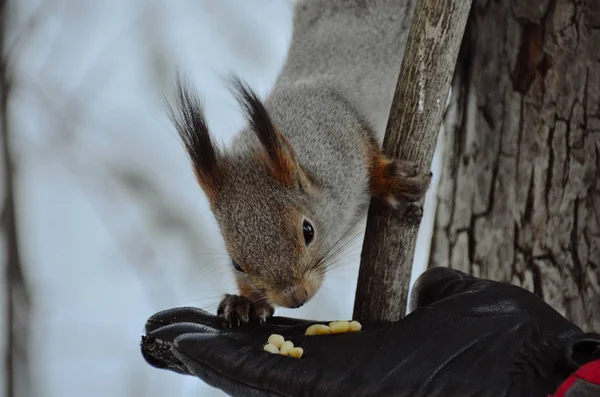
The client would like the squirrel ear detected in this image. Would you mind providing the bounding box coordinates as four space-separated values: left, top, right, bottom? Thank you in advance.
168 79 224 202
231 78 301 187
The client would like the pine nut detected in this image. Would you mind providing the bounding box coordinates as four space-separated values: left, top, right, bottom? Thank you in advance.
280 341 294 356
328 320 350 334
263 343 280 354
289 347 304 358
305 324 331 336
349 320 362 332
267 334 285 348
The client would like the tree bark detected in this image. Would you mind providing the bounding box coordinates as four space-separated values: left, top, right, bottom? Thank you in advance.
353 0 472 322
430 0 600 332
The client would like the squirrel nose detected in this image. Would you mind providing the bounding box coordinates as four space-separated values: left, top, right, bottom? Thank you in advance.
283 285 308 308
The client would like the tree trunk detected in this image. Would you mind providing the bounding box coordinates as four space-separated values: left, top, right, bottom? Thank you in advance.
430 0 600 332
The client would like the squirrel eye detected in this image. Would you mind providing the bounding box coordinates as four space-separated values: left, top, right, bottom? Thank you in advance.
302 220 314 246
231 259 245 273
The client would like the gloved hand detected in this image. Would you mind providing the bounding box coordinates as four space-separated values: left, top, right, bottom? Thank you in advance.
141 268 599 397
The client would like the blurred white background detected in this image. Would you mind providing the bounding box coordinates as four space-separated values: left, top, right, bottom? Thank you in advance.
2 0 443 396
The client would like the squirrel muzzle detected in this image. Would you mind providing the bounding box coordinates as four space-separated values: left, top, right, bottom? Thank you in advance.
280 284 309 308
269 273 321 309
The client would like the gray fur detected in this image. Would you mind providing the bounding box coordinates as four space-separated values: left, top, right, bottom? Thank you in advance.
207 0 416 307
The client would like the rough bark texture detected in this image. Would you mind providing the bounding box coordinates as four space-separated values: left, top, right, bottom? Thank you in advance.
430 0 600 331
354 0 472 322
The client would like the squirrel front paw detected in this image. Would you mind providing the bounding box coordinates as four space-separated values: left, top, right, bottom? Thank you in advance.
217 294 274 326
370 157 432 209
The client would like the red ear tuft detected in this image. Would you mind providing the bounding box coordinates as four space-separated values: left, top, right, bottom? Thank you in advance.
231 77 299 186
168 78 224 202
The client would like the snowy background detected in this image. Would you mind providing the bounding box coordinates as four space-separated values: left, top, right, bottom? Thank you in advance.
4 0 443 396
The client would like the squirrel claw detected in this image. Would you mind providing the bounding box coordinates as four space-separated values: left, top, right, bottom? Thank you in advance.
394 159 419 178
217 294 274 326
370 156 432 208
388 160 432 203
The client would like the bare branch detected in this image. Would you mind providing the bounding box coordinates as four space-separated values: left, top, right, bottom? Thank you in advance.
1 0 32 396
353 0 472 322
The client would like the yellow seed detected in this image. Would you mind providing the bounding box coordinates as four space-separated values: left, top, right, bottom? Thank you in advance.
263 343 280 354
288 347 304 358
267 334 285 348
305 324 331 336
349 320 362 332
329 320 350 334
280 341 294 355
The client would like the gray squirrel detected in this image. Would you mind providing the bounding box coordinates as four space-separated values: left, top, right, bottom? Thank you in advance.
169 0 432 324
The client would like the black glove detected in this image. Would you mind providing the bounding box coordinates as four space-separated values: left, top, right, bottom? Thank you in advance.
141 268 598 397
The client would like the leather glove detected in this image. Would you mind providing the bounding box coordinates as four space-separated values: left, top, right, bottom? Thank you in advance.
141 268 598 397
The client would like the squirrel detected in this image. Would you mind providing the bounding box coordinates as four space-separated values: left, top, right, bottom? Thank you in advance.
169 0 432 325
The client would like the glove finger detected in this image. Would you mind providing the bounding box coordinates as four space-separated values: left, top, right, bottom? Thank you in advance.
173 332 316 397
145 306 316 335
264 316 315 326
411 268 583 328
409 267 480 311
145 307 227 333
149 322 219 341
564 332 600 370
141 322 219 375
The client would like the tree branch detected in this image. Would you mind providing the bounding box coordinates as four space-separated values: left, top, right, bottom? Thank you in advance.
353 0 472 322
1 0 31 396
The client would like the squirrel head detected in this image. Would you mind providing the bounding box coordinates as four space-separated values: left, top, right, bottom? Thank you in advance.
169 78 328 309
